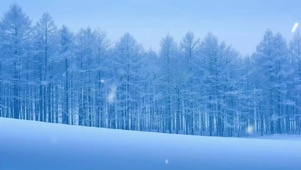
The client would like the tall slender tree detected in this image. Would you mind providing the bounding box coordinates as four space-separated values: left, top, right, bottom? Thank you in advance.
159 35 178 133
0 3 32 119
58 25 74 124
112 33 144 130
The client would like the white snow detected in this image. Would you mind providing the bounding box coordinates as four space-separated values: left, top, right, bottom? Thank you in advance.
254 134 301 141
0 118 300 170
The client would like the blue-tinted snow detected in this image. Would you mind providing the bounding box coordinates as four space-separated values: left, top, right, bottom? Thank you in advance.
0 118 300 170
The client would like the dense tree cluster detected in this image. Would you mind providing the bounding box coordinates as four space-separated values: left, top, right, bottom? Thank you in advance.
0 4 300 136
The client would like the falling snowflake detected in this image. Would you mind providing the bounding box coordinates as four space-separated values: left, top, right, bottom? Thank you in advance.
246 125 254 134
100 79 105 83
165 159 169 164
108 85 117 104
292 22 299 33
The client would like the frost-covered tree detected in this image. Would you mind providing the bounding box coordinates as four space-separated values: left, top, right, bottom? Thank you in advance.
179 31 200 134
58 25 74 124
199 33 221 136
254 30 289 134
33 12 58 122
93 31 110 128
112 33 144 130
138 49 160 131
200 33 239 136
74 28 99 126
158 35 179 133
289 32 301 133
0 3 32 119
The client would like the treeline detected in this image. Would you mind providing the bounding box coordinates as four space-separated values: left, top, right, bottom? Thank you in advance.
0 4 300 137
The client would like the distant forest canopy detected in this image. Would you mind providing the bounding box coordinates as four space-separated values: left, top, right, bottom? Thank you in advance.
0 3 300 137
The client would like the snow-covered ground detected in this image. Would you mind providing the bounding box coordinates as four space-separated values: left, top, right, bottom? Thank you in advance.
0 118 300 170
253 134 301 141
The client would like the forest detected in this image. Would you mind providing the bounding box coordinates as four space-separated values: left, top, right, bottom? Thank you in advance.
0 4 300 137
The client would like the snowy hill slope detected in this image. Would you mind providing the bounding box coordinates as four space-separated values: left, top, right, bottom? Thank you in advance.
0 118 300 170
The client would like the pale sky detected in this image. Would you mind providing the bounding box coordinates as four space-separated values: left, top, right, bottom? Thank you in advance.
1 0 300 56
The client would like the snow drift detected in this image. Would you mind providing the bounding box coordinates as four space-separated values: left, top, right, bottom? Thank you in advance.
0 118 300 170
